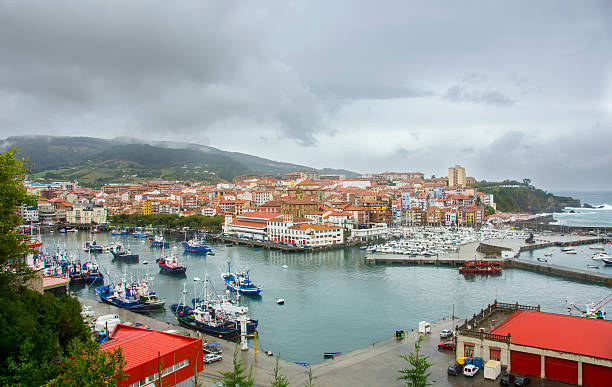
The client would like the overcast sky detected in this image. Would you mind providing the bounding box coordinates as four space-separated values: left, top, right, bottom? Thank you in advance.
1 1 611 190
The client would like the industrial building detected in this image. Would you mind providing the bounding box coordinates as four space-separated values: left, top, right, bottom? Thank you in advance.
455 301 612 387
102 324 203 387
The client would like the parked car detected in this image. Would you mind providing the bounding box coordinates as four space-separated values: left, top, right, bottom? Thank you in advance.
463 364 479 377
499 374 516 385
437 340 456 350
447 363 463 376
203 354 222 364
439 329 454 338
514 376 531 386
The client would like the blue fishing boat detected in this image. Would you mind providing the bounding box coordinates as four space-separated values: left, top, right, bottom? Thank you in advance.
82 262 104 284
149 235 170 248
133 228 148 238
180 236 213 254
221 262 261 296
111 228 129 236
96 284 159 312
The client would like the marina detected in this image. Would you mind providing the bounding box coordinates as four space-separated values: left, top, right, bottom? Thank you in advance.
44 229 611 366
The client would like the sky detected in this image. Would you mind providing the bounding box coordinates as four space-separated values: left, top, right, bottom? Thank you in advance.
0 0 611 191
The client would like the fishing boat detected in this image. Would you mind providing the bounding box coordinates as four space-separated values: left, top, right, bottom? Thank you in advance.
96 283 160 312
221 262 262 295
181 235 213 254
170 286 241 340
134 273 166 309
83 240 104 253
110 242 139 262
133 228 148 238
537 257 548 262
149 234 170 248
323 352 342 359
157 250 187 275
82 262 104 284
191 276 258 333
459 260 503 275
111 228 129 236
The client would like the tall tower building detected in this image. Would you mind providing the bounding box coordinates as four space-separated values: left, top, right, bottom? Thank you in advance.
448 165 466 187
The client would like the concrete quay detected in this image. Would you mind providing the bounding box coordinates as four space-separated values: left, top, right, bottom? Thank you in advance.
508 259 612 286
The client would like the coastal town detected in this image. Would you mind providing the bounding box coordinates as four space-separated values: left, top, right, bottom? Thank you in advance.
23 165 538 249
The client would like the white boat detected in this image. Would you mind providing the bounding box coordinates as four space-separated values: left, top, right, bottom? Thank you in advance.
560 247 575 252
589 245 605 251
277 299 285 305
592 253 612 260
564 249 577 254
585 264 600 268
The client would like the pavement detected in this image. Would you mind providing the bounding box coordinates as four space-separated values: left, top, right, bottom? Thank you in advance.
80 298 572 387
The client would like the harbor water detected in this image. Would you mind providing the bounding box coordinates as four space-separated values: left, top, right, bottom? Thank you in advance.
552 191 612 227
46 231 610 365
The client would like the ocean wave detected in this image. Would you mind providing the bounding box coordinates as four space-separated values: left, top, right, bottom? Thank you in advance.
564 203 612 211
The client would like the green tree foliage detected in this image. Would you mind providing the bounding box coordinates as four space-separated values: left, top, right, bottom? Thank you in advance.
46 339 127 387
397 336 432 387
486 205 496 216
304 367 314 387
270 354 290 387
110 214 225 230
0 147 36 283
219 344 254 387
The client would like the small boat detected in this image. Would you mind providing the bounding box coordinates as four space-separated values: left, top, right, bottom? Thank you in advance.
149 235 170 248
221 262 262 296
294 362 310 367
544 252 553 257
110 242 139 262
282 265 288 269
181 235 212 254
66 228 78 233
586 264 600 268
83 240 104 253
226 244 233 247
157 250 187 275
58 229 67 234
602 258 612 267
537 257 548 262
589 245 605 251
323 352 342 359
565 249 578 254
276 299 285 305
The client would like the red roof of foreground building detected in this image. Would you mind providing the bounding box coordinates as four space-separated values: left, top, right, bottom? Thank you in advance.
102 324 201 369
491 311 612 360
236 211 280 220
229 219 268 229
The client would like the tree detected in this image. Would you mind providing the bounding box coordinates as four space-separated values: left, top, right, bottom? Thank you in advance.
304 367 314 387
397 336 432 387
218 344 254 387
0 147 36 286
270 354 290 387
486 205 496 216
46 339 126 387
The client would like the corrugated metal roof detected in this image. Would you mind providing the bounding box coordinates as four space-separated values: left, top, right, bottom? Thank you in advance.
491 311 612 360
102 324 200 370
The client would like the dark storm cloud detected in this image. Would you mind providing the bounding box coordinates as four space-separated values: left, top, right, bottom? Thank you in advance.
469 125 612 190
0 0 326 145
443 85 515 106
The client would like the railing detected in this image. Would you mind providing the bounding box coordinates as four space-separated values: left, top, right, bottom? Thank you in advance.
497 302 540 312
456 328 511 344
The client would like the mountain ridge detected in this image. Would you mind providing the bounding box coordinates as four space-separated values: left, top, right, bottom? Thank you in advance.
0 135 357 186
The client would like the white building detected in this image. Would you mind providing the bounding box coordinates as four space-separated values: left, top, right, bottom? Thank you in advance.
254 191 274 206
282 224 343 247
18 205 39 223
201 207 218 217
349 224 389 242
66 205 107 225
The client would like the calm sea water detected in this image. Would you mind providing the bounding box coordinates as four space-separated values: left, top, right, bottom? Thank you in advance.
49 232 610 365
551 191 612 227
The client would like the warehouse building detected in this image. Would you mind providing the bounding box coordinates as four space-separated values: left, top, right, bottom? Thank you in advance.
456 301 612 387
102 324 203 387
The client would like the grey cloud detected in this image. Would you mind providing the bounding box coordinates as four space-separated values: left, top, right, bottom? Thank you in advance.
443 86 515 106
314 83 434 101
0 0 326 146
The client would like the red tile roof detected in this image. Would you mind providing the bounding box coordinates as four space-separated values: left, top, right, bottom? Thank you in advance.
237 211 281 220
491 311 612 360
102 324 200 370
229 219 268 229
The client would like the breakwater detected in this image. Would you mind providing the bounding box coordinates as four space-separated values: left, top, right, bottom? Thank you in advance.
508 259 612 287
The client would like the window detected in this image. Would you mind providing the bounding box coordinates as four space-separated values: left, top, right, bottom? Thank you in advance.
490 347 501 361
464 343 475 358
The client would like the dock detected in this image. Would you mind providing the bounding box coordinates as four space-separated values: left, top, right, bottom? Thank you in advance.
508 259 612 286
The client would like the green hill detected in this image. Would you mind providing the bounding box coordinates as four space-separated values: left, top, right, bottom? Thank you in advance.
474 181 580 213
0 135 358 187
